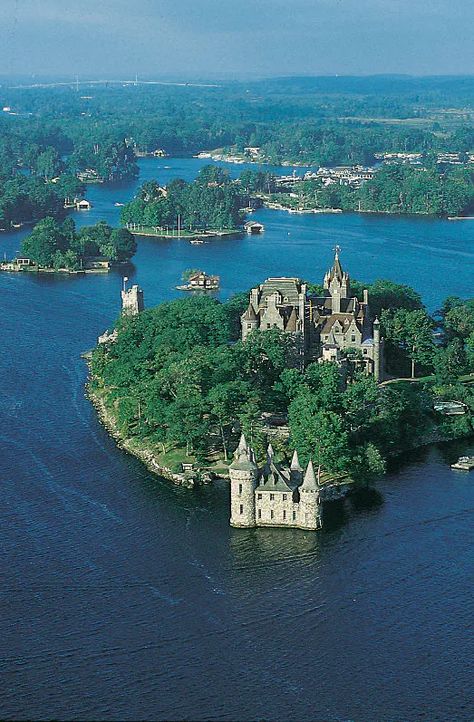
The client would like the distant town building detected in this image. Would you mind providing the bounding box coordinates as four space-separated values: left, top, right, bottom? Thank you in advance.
229 436 351 531
241 248 384 380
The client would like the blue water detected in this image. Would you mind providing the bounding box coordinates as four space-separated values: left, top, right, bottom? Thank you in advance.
0 157 473 721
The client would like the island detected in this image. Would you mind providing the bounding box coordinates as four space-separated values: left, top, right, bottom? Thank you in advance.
1 218 137 273
176 269 220 291
119 167 246 238
88 250 474 527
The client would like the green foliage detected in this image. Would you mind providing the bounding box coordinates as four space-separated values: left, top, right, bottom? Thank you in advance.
381 308 435 377
70 139 138 182
93 285 474 480
121 165 244 231
20 218 136 268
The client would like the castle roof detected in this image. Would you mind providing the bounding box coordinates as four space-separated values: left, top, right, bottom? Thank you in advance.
259 444 295 492
285 307 298 332
242 303 258 321
290 449 303 472
300 460 320 491
259 460 294 493
230 433 258 472
259 277 303 305
320 314 362 336
329 254 344 283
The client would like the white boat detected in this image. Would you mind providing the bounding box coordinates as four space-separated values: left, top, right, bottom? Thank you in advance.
451 456 474 471
114 202 125 207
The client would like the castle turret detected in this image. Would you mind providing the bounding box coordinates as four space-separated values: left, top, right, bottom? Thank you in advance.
121 282 144 315
325 247 350 313
298 460 322 530
229 434 258 528
241 303 259 340
290 449 303 485
373 316 382 382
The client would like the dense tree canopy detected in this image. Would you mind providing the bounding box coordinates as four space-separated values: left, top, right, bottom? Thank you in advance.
90 283 474 481
21 218 136 269
120 167 245 231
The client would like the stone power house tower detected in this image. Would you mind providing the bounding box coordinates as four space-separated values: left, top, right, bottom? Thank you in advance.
229 436 353 531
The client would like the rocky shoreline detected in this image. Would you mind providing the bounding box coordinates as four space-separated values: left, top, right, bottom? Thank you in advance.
87 385 210 488
87 380 473 492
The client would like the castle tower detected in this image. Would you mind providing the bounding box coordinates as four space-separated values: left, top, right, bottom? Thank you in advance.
241 303 259 340
229 434 258 528
373 317 382 382
121 282 144 315
298 460 322 530
290 449 303 485
324 247 350 313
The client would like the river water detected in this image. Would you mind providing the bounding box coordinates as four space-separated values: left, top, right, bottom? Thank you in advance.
0 157 473 721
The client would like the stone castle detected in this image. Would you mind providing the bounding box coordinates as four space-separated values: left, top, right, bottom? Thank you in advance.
229 435 351 531
241 248 383 380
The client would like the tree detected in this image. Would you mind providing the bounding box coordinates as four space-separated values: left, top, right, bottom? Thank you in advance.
109 228 137 262
381 308 435 378
288 390 351 473
166 391 209 456
21 217 66 266
433 339 468 385
208 381 249 460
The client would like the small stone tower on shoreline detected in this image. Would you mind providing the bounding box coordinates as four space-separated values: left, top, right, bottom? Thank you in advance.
229 435 258 528
121 282 144 315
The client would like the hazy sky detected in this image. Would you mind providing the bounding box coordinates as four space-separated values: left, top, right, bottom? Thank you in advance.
0 0 472 78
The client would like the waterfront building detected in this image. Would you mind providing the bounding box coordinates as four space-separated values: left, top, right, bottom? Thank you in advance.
229 435 352 531
241 248 384 380
187 271 220 290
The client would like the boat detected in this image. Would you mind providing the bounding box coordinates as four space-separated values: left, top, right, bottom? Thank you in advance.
189 238 205 245
114 202 125 207
451 456 474 471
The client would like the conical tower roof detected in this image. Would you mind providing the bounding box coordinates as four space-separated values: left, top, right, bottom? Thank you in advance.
230 433 257 471
328 247 344 283
290 449 303 472
242 303 258 321
300 459 320 491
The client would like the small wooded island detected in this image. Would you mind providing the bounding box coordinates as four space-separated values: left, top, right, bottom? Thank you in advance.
88 251 474 528
1 218 137 273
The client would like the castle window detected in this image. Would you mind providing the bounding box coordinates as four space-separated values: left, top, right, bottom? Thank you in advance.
247 324 252 330
293 511 296 521
258 508 261 519
266 323 271 329
283 494 287 500
351 334 356 342
270 494 274 501
240 504 244 514
270 510 274 520
363 349 367 355
283 510 287 520
239 483 242 494
257 493 262 500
